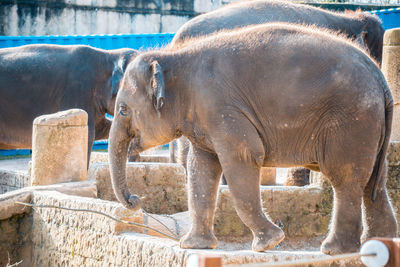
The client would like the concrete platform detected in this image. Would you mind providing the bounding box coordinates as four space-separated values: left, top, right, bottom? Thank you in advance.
0 158 30 173
2 191 361 267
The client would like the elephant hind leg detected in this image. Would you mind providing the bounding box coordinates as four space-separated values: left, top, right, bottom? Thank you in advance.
361 160 397 243
321 172 364 255
319 142 376 254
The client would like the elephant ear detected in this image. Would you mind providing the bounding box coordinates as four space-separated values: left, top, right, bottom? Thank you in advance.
110 58 125 98
356 30 368 49
149 61 165 117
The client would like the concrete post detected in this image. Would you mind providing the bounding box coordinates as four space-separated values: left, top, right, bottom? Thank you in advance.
31 109 88 186
284 167 310 186
382 28 400 141
260 167 276 185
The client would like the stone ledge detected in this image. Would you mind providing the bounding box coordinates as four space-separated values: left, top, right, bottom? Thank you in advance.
215 185 332 242
0 169 30 194
91 162 188 214
0 180 96 221
90 151 170 164
28 191 359 266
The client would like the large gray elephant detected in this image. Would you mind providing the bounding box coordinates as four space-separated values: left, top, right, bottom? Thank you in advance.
171 0 384 63
169 0 385 185
0 44 137 161
109 23 397 254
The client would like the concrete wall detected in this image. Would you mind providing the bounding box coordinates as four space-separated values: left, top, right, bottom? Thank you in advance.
2 1 399 36
0 214 32 267
0 0 237 36
0 170 30 194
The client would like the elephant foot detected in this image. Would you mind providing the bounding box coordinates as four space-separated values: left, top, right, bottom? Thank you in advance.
361 225 397 245
321 234 360 255
180 231 218 249
252 226 285 252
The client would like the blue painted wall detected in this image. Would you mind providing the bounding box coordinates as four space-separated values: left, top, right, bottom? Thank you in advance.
0 33 175 50
371 8 400 30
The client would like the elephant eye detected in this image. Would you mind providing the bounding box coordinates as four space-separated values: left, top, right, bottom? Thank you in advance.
119 103 128 117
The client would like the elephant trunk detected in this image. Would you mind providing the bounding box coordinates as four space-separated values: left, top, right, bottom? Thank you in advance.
109 122 141 211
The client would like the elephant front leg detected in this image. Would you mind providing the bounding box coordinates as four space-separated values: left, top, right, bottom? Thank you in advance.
180 144 222 249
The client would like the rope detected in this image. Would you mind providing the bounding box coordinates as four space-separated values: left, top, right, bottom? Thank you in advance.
15 201 180 241
224 252 376 267
142 209 180 237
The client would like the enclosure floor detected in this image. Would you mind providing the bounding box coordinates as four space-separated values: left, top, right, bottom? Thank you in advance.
0 158 30 173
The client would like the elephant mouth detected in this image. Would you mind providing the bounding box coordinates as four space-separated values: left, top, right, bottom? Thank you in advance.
129 134 143 154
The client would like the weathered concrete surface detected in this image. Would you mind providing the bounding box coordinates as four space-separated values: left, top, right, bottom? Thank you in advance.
0 169 30 194
0 180 95 267
260 167 276 185
31 109 88 186
30 191 187 267
382 28 400 141
28 191 360 266
284 167 310 186
0 181 96 221
90 162 188 214
0 158 31 172
1 0 199 35
386 141 400 234
0 191 32 221
0 213 32 267
90 151 169 165
214 185 332 243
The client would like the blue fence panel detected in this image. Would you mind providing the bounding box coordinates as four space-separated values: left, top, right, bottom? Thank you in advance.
0 149 31 157
0 33 175 50
370 7 400 30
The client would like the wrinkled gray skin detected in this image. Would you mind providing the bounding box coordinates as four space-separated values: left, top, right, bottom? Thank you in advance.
109 23 397 254
0 44 137 162
171 0 384 63
171 0 385 183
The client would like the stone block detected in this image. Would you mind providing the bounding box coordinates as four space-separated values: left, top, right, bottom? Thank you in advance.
31 109 88 186
0 169 30 194
0 191 32 220
284 168 310 186
91 162 187 214
0 214 32 267
89 152 109 164
28 191 361 266
260 168 276 185
382 28 400 141
214 185 332 241
90 151 170 165
388 141 400 166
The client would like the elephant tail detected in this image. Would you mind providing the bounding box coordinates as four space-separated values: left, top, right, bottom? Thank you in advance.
370 85 393 201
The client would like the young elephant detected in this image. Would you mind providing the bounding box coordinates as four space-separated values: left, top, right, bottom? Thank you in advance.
0 44 137 161
170 0 385 185
109 23 397 254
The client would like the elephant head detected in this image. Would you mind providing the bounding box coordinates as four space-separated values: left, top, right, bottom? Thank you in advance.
109 54 180 210
105 48 138 116
356 13 384 65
